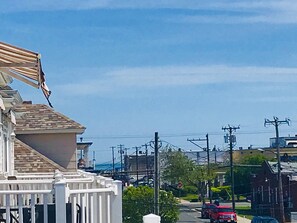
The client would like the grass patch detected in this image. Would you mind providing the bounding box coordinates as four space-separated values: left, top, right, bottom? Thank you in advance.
235 206 253 220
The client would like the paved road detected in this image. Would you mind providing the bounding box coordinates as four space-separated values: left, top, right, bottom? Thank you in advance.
177 200 251 223
177 203 209 223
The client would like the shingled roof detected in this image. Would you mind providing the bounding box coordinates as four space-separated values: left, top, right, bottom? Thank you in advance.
14 103 85 134
14 138 66 173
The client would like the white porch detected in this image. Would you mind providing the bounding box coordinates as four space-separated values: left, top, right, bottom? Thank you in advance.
0 170 122 223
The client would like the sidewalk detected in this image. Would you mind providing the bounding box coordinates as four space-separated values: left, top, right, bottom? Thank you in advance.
237 216 250 223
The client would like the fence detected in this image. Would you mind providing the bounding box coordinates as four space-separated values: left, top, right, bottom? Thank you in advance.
0 170 122 223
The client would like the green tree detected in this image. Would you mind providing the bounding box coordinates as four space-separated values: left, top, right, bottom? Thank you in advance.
123 186 179 223
186 163 217 201
225 154 267 200
161 148 217 201
161 149 194 185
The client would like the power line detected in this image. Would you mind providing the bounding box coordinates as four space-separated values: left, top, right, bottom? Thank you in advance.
79 129 280 140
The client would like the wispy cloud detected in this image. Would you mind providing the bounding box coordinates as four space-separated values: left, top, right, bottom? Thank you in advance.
0 0 294 11
54 65 297 97
170 1 297 24
2 1 297 24
245 96 297 103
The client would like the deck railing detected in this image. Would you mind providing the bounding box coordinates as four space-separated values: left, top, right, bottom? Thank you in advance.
0 170 122 223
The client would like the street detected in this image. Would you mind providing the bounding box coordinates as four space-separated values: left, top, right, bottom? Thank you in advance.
177 201 251 223
178 203 209 223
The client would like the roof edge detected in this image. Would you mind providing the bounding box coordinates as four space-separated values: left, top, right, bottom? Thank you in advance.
16 128 86 135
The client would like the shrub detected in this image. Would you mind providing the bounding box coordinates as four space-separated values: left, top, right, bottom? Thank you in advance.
183 185 198 194
123 186 179 223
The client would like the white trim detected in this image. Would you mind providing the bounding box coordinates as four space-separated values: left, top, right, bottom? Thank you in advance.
10 110 16 125
16 129 85 134
0 98 5 111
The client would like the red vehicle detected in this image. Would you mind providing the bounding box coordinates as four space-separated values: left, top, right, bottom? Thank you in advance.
210 205 237 223
201 203 217 219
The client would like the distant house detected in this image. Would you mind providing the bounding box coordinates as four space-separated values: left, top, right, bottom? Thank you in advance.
184 150 226 165
233 147 297 163
251 161 297 222
270 136 297 148
125 153 154 180
77 138 93 168
14 102 86 172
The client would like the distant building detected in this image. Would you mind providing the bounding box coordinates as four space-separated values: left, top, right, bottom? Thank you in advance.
184 150 227 165
77 138 93 170
124 153 154 180
233 147 297 163
270 136 297 148
251 161 297 222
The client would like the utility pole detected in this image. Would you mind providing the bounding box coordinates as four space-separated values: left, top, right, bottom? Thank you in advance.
213 146 217 164
133 146 141 184
92 151 96 170
222 125 240 211
124 147 129 180
187 134 211 202
118 144 124 173
154 132 160 215
111 146 116 174
206 134 211 203
142 143 149 184
265 117 290 223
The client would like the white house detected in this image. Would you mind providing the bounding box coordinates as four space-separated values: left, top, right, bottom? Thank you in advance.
0 41 122 223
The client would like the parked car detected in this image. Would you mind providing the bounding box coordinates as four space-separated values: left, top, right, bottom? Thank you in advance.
251 216 279 223
210 205 237 223
201 203 217 219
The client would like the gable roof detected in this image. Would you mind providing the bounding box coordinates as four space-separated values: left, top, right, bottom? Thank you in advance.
267 161 297 174
14 103 85 134
14 138 66 173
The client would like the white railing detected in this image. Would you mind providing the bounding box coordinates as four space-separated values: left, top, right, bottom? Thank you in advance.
0 170 122 223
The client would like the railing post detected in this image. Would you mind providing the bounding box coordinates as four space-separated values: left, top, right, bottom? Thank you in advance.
143 213 161 223
111 180 122 223
54 172 67 223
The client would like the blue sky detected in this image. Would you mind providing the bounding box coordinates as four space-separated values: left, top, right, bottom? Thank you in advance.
1 0 297 164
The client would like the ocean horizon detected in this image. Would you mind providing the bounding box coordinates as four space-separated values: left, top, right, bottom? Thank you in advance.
95 163 121 171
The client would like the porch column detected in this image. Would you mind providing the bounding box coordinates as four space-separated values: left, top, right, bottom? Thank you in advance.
111 180 122 223
55 177 67 223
